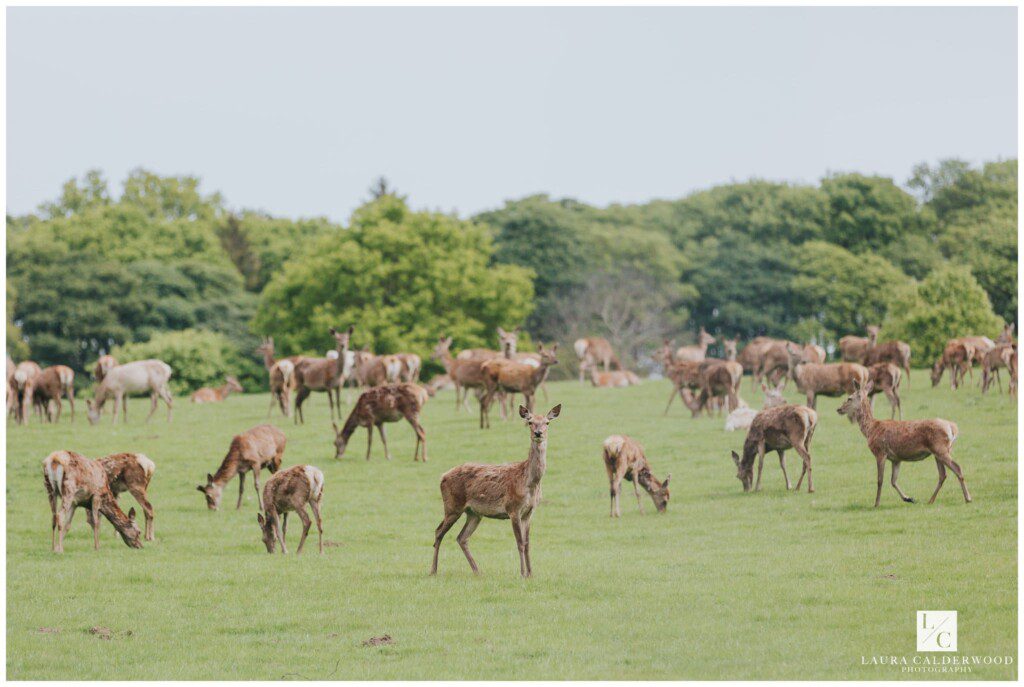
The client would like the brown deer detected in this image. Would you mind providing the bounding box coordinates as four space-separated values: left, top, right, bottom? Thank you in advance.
98 453 156 541
86 359 174 424
981 343 1015 394
396 353 422 382
838 325 880 363
197 424 285 510
863 338 912 387
679 361 743 417
837 382 971 507
785 343 868 410
997 323 1015 345
332 383 428 461
93 354 118 383
602 435 671 516
574 336 621 382
674 327 716 362
722 337 739 361
256 337 301 418
1009 344 1018 397
432 336 490 411
256 464 325 554
25 365 76 423
351 348 402 387
660 358 705 415
951 335 995 367
801 343 827 364
10 360 42 424
479 344 558 428
867 363 902 419
724 382 786 432
589 368 640 387
431 404 561 577
292 326 353 423
756 340 799 388
931 341 975 390
424 373 455 397
730 404 818 493
190 376 243 403
43 451 142 552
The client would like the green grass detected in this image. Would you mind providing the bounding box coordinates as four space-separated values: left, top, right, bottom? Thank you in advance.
6 377 1017 679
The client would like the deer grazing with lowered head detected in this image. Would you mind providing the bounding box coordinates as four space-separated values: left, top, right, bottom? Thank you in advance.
93 355 118 384
673 327 716 362
333 383 428 461
837 381 971 507
256 337 301 418
292 326 353 423
679 361 743 417
24 365 76 423
98 453 156 541
479 344 558 428
256 464 325 554
724 382 786 432
838 325 880 363
424 373 455 397
197 424 285 510
87 359 173 425
43 451 143 552
574 336 622 383
867 362 902 419
755 340 800 388
785 343 868 410
602 435 671 516
432 336 489 411
431 404 561 577
931 340 975 390
730 403 818 493
190 376 243 403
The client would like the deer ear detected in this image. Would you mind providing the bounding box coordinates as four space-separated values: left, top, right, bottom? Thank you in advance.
551 342 559 352
347 325 354 336
497 327 507 337
128 507 136 520
206 473 214 483
196 485 205 492
662 474 671 487
329 327 337 335
731 450 740 466
863 380 875 394
518 405 529 419
514 326 521 333
546 404 562 419
257 513 265 526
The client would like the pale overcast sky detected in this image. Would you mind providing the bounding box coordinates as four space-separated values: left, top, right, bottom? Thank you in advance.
6 6 1017 221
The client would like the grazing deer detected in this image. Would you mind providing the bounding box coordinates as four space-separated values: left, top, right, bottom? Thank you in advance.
93 355 118 383
997 323 1015 345
602 435 671 516
256 465 324 554
981 343 1015 394
931 341 975 390
863 338 912 387
867 363 902 419
197 424 285 510
785 343 868 410
837 382 971 507
574 337 621 382
24 366 76 423
87 359 173 425
43 451 142 552
724 382 786 432
590 368 640 387
256 337 300 418
98 453 156 540
293 326 353 423
424 373 455 397
730 404 818 493
432 336 489 411
952 335 996 366
333 383 428 461
756 340 799 388
190 376 243 403
679 361 743 417
674 327 716 362
10 360 42 424
479 344 558 428
431 404 561 577
838 325 880 363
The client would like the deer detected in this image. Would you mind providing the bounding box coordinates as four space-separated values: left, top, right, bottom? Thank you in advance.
493 326 549 416
256 464 325 555
190 376 243 403
292 326 353 423
590 368 640 388
837 381 971 507
981 343 1015 394
679 360 743 417
574 336 621 382
801 343 827 364
42 451 143 552
931 340 975 390
997 323 1015 345
602 435 671 516
10 360 41 424
658 355 706 416
479 344 558 428
98 453 156 541
1009 344 1018 398
256 337 301 418
863 338 912 387
838 325 880 363
431 404 561 577
351 348 402 388
93 355 118 384
867 362 902 420
197 424 285 511
755 340 801 388
395 353 422 382
332 383 428 461
730 404 818 493
432 336 490 411
785 343 869 410
87 359 173 425
424 373 455 397
24 365 76 423
673 327 716 362
724 382 786 432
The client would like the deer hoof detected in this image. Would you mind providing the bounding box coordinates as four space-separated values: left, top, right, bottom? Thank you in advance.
903 496 916 503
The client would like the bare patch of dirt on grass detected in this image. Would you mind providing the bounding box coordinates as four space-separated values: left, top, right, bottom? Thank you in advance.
362 634 394 647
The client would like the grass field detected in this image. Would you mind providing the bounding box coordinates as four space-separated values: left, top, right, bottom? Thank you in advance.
5 376 1017 679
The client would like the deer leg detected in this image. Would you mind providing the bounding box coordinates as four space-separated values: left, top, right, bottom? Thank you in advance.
874 456 885 507
540 382 548 402
49 493 59 551
939 454 971 503
145 392 159 422
456 513 482 575
523 514 534 577
794 444 813 493
235 472 246 509
663 387 678 415
378 423 392 461
67 386 74 422
274 514 287 554
365 425 374 460
609 477 620 517
267 391 276 418
294 507 312 554
754 442 767 491
888 389 902 420
253 469 264 510
310 498 323 554
161 388 173 422
777 450 793 490
129 486 155 540
632 477 646 514
57 502 76 553
90 501 101 550
890 461 915 503
408 417 427 462
927 459 947 504
510 514 527 578
326 388 335 420
431 511 462 575
294 387 309 424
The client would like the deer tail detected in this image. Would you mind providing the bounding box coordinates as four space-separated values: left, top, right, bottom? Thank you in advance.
573 339 588 360
43 453 66 498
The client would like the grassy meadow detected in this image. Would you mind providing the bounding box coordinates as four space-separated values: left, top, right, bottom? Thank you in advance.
5 376 1017 679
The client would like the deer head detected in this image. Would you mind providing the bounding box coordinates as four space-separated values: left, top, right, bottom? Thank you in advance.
118 507 143 549
761 382 785 408
519 403 561 442
256 513 277 553
866 325 880 344
196 473 224 510
332 421 348 459
930 360 944 387
698 327 716 347
730 451 753 492
837 381 872 422
723 337 738 361
497 327 520 357
329 325 354 352
537 343 559 366
431 336 453 361
256 337 274 356
642 470 671 512
86 399 102 425
225 376 243 393
785 342 804 376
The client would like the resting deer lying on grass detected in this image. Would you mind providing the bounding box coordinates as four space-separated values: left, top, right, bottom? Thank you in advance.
590 368 640 388
724 383 786 432
43 451 143 552
867 363 902 420
256 464 324 554
837 382 971 507
931 341 974 390
190 376 243 403
431 404 560 577
333 383 428 461
197 424 285 510
730 404 818 493
602 435 670 516
98 453 156 541
786 344 868 410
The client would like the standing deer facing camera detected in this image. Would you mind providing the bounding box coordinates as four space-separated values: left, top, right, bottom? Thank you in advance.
431 404 561 578
602 435 671 516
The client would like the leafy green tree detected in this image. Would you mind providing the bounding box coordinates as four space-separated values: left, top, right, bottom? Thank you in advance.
6 282 30 360
38 169 112 219
254 196 535 360
821 173 930 253
217 213 338 291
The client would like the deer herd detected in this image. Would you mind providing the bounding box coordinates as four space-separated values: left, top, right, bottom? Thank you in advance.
12 319 1014 577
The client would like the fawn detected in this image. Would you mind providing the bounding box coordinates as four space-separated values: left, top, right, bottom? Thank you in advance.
602 435 671 516
190 376 243 403
256 465 325 554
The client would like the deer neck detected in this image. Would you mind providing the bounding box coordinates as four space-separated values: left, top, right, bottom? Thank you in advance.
532 360 553 385
261 349 276 370
340 411 361 443
636 468 660 496
96 493 133 535
212 455 240 487
855 397 878 438
525 438 547 487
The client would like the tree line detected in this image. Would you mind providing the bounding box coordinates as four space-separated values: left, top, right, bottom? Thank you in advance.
6 160 1015 389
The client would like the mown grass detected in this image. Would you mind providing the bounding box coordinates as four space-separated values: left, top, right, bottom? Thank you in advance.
6 376 1017 679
